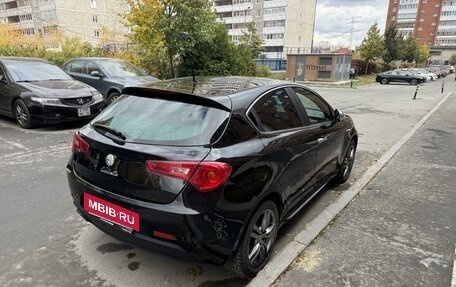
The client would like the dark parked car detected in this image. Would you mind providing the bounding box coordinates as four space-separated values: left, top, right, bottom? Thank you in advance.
0 57 105 128
66 76 357 277
376 69 426 85
62 57 160 104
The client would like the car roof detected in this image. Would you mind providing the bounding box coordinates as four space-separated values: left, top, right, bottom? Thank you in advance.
0 57 51 63
143 76 284 97
67 57 127 62
124 76 309 112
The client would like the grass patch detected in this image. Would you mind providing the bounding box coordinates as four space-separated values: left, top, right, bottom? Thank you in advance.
338 74 377 88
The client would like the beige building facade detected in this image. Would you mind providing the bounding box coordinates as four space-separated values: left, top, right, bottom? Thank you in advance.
212 0 316 69
0 0 129 47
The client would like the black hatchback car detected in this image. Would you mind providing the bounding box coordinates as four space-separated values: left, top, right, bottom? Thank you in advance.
0 57 105 128
62 57 160 104
66 76 357 277
376 69 426 85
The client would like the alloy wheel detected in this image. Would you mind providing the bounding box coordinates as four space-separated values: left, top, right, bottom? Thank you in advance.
342 144 355 178
15 102 28 127
248 208 276 268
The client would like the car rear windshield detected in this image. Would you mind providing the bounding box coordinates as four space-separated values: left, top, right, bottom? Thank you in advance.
5 61 72 82
91 95 230 146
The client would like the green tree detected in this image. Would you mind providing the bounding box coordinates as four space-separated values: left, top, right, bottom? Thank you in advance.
416 44 430 65
400 34 419 65
239 22 264 59
124 0 216 78
178 22 261 77
358 22 384 75
382 24 402 68
449 54 456 65
238 22 265 75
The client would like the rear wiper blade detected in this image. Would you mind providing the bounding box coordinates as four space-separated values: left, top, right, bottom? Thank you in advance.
92 123 126 140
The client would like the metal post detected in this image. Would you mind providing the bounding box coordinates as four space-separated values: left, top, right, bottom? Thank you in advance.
413 84 419 100
441 81 444 94
350 80 353 88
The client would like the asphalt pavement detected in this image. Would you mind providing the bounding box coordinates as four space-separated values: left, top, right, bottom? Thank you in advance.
271 84 456 286
0 78 454 287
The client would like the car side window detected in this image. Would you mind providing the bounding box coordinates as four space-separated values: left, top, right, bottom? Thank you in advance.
251 88 301 132
86 61 101 76
68 61 85 74
0 66 5 78
293 88 332 124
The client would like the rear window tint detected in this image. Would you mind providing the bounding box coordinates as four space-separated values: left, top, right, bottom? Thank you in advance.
92 95 230 146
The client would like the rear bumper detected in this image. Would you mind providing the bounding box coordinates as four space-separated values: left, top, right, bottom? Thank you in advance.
66 164 234 264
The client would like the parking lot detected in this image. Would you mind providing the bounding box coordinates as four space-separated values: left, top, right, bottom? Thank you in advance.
0 79 454 287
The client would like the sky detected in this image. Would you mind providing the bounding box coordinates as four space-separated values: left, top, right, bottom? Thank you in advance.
314 0 390 49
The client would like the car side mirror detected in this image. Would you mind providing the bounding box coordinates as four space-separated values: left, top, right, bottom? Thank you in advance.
334 109 345 122
90 70 102 77
0 75 6 83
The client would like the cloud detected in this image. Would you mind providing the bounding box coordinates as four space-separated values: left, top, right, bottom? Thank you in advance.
314 0 389 48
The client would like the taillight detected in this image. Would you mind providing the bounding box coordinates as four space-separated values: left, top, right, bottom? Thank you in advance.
145 161 232 192
72 132 89 153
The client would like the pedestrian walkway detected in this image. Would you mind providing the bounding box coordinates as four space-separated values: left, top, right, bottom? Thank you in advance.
273 92 456 286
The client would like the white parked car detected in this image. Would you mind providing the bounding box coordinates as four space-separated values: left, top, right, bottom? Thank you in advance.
416 69 438 81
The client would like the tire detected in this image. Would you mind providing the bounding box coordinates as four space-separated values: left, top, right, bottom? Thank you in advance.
225 201 279 278
381 78 388 85
107 92 121 104
14 99 33 129
333 140 356 184
410 79 418 85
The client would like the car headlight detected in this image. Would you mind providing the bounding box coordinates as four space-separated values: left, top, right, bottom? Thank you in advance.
92 92 103 102
31 97 62 105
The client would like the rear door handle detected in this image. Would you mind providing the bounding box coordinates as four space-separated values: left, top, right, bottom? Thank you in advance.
317 137 327 144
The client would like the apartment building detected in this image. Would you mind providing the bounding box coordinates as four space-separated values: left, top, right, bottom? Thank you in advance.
0 0 129 47
386 0 456 62
212 0 316 69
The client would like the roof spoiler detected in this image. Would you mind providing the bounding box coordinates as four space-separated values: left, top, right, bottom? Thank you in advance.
122 87 231 112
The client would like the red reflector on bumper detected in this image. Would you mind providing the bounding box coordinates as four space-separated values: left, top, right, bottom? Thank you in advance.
152 230 177 241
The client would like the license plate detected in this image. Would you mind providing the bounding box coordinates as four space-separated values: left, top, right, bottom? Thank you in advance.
78 107 91 117
83 193 140 231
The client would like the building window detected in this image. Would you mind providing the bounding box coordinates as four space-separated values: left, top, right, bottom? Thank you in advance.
19 14 32 21
40 10 56 20
318 71 331 79
42 25 57 34
319 57 332 65
90 0 97 9
17 0 31 6
94 29 100 37
22 28 35 35
93 15 98 22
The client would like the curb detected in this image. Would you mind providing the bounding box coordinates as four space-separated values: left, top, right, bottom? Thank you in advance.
246 91 453 287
